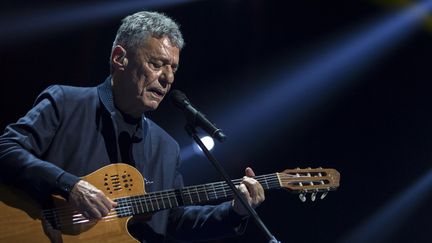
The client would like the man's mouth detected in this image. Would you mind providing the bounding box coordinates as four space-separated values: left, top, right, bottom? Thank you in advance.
147 87 165 98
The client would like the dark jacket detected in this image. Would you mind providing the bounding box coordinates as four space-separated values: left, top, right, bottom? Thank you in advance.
0 77 246 242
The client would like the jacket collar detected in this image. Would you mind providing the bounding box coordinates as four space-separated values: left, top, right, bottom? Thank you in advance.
97 76 116 115
97 76 147 121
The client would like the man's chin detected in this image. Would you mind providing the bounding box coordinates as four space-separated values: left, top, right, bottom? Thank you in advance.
142 101 160 112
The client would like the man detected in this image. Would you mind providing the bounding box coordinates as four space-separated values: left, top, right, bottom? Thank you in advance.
0 11 264 242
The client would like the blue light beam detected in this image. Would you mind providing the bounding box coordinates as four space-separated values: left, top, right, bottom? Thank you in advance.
0 0 194 45
338 168 432 243
213 1 432 152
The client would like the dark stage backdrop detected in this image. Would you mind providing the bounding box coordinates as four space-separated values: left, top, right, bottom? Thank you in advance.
1 1 432 243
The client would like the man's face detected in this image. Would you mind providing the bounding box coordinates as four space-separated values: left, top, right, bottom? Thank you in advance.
113 36 180 117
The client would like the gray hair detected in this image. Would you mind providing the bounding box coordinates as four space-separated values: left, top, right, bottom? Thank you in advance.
112 11 184 52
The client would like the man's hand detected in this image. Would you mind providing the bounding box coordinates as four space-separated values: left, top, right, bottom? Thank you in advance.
232 167 265 216
69 180 117 220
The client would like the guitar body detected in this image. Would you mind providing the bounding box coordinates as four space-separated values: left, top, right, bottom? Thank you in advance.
0 181 47 242
0 163 146 243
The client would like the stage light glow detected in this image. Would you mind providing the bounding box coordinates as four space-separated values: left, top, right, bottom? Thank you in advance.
193 136 215 154
180 136 215 162
200 136 215 151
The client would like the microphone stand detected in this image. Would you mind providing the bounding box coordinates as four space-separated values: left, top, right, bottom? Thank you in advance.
185 124 281 243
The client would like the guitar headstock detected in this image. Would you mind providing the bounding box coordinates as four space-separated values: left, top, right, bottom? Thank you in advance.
277 167 340 202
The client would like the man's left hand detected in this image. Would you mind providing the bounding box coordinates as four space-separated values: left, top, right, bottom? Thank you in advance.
232 167 265 216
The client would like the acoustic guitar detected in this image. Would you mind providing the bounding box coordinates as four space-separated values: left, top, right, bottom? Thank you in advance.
0 163 340 242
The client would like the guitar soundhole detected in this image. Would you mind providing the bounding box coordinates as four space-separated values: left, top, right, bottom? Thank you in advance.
103 171 134 193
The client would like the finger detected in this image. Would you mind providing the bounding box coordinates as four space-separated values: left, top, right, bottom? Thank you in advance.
242 177 265 205
241 177 259 200
82 211 90 219
245 167 255 177
86 205 102 219
92 195 110 217
109 197 118 207
99 193 116 211
238 183 252 202
82 189 109 219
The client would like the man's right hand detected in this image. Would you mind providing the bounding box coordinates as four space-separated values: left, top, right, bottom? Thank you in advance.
69 180 117 220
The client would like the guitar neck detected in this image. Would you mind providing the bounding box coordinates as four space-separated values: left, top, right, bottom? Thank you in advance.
114 173 281 217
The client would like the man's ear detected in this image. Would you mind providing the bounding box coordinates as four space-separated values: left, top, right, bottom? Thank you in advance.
111 45 128 71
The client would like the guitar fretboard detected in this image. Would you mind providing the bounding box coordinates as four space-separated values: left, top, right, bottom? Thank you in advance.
114 173 280 217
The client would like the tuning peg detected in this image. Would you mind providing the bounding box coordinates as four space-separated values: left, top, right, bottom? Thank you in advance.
320 191 328 200
299 193 307 202
311 192 317 201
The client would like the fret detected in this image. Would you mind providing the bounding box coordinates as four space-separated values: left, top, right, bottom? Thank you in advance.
143 196 149 213
138 196 145 214
173 192 179 207
215 182 225 199
186 187 193 205
149 195 155 212
202 185 209 201
160 192 166 209
125 198 131 215
130 201 137 215
116 198 125 217
120 198 129 216
222 183 227 198
167 190 179 208
166 192 173 208
173 191 179 207
194 186 201 203
211 183 217 200
263 176 270 190
177 189 186 206
195 185 208 202
154 194 160 210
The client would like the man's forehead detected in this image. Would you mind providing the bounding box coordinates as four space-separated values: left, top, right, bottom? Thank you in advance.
137 36 179 58
140 36 177 50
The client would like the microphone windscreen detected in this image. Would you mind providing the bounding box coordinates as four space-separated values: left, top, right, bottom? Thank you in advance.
170 90 188 108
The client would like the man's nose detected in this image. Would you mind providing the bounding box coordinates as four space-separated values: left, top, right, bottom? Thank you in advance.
159 66 174 87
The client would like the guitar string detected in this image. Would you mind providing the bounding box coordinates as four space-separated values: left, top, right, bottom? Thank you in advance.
41 173 329 223
50 180 333 230
41 173 328 222
42 173 291 219
42 176 282 221
42 174 331 228
41 177 283 227
41 174 278 217
45 182 281 228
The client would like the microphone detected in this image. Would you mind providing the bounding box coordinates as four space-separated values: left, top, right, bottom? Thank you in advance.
170 90 227 142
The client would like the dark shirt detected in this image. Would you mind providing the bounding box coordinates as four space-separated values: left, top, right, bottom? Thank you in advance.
114 106 142 167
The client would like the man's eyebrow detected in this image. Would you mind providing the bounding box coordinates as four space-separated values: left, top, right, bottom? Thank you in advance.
150 54 177 62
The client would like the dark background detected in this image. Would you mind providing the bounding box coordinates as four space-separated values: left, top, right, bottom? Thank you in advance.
1 1 432 242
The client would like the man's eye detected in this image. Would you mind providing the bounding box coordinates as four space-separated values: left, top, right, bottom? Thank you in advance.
149 62 162 69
